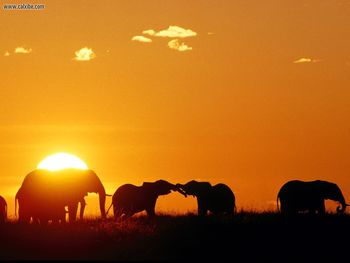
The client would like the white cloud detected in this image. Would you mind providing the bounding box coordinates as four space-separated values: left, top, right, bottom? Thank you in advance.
143 26 197 38
132 35 152 43
135 26 197 51
74 47 96 61
4 51 10 56
293 57 321 64
142 29 156 36
14 47 32 54
168 39 192 52
156 26 197 38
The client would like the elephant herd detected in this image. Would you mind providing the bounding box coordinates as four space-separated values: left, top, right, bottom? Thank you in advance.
109 180 236 218
0 168 348 224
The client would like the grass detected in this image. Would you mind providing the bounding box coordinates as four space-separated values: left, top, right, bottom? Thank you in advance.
1 211 350 261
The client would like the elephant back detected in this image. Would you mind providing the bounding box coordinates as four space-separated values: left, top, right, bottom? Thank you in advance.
278 180 318 200
113 184 143 205
17 169 88 211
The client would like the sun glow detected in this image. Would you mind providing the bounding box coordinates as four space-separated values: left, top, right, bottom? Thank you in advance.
37 152 88 171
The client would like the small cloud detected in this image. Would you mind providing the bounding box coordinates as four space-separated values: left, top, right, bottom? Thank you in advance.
144 26 197 38
14 47 32 54
74 47 96 61
293 57 321 64
168 39 192 52
142 29 156 36
4 51 10 56
131 35 152 43
156 26 197 38
207 32 215 35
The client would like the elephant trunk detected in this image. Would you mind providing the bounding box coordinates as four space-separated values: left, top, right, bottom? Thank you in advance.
174 184 187 197
98 187 106 219
89 170 107 219
336 196 347 214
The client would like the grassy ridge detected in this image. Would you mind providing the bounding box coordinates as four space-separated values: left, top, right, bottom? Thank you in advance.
1 212 349 261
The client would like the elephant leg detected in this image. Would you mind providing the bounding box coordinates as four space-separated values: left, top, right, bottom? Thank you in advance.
113 207 123 220
197 199 208 216
79 199 86 220
281 202 297 215
280 203 286 214
146 207 155 217
19 215 30 224
122 209 135 219
198 207 208 216
18 206 31 223
55 207 66 223
32 216 41 224
318 201 326 214
68 203 78 223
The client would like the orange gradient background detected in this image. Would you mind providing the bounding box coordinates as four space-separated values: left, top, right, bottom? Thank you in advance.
1 0 350 217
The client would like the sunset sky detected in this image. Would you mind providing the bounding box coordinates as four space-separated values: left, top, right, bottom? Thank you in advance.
1 0 350 216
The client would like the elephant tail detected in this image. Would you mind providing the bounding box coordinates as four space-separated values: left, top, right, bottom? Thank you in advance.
106 202 113 216
15 192 18 217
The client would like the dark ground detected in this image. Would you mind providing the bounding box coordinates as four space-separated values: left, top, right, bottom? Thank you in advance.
0 212 349 262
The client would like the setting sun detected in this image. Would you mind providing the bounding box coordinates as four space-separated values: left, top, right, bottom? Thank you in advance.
37 152 88 171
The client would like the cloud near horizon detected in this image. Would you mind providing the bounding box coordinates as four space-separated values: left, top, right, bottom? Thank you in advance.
293 57 321 64
143 26 197 38
168 39 193 52
4 51 10 56
74 47 96 61
131 35 152 43
14 47 32 54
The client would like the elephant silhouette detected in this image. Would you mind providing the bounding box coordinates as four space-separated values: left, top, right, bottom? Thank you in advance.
16 169 106 223
20 198 86 224
277 180 349 214
109 180 187 218
177 180 236 216
0 195 7 223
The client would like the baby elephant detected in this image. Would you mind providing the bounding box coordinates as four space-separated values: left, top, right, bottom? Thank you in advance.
111 180 187 219
177 180 235 216
0 195 7 223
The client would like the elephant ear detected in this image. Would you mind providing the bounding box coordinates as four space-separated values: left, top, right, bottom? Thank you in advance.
198 182 212 193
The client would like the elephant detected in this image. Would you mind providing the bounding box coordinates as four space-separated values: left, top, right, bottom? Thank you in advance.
110 180 187 218
0 195 7 223
176 180 236 216
277 180 349 214
15 168 106 223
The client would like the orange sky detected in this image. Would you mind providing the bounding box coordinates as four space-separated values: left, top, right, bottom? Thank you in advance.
1 0 350 217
